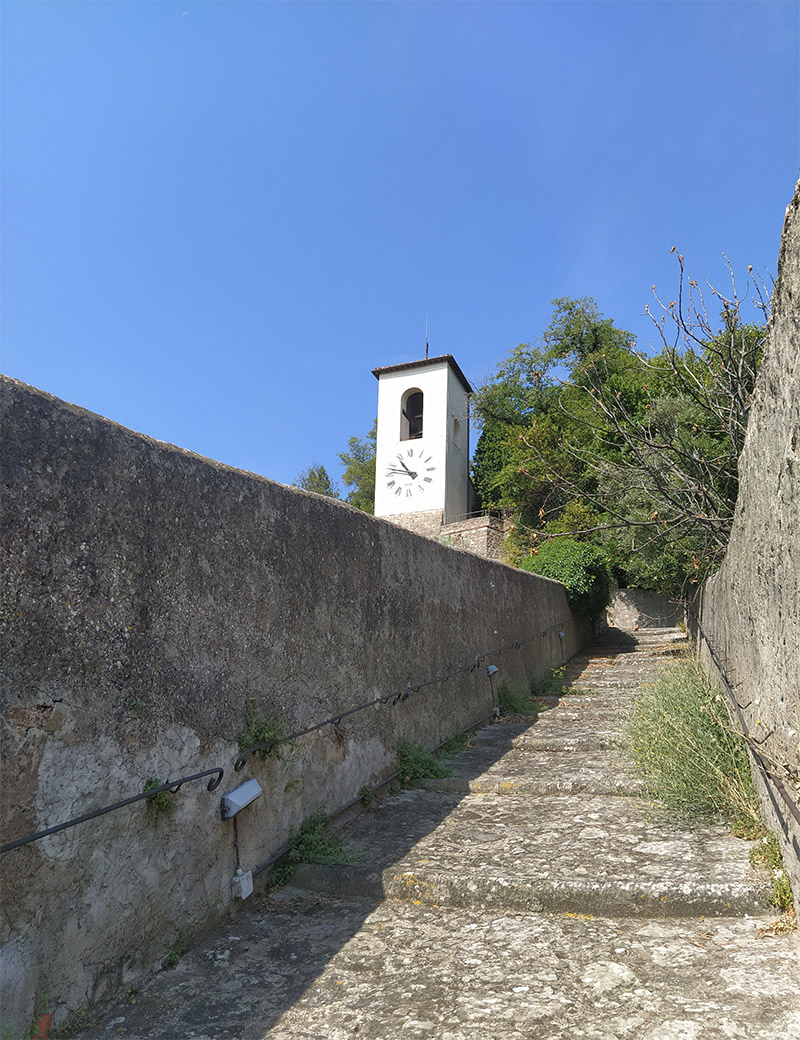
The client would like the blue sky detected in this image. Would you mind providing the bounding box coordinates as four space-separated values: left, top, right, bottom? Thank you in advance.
2 0 798 491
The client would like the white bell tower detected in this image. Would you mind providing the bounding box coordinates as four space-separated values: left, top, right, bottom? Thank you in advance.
372 355 473 536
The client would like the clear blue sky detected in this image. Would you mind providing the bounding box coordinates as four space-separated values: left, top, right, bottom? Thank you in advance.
2 1 798 490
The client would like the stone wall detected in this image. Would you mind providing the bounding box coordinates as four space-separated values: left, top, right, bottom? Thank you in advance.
0 377 590 1031
439 515 511 561
384 508 444 538
694 180 800 906
606 588 684 631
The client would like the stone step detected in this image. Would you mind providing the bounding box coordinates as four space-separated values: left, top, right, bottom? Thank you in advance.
69 896 800 1040
519 702 631 725
590 638 687 654
292 789 773 918
429 747 643 797
475 724 622 753
293 862 771 918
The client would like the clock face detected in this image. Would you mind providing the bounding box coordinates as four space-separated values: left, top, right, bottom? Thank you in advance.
384 445 436 499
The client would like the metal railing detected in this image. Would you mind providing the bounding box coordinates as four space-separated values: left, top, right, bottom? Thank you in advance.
0 769 224 853
1 619 570 854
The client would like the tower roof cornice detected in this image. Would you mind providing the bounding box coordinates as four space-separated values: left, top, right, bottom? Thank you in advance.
371 354 473 395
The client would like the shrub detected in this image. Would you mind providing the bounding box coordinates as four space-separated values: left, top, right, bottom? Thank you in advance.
286 810 353 866
623 657 760 827
395 738 451 786
497 682 551 716
530 666 569 698
269 809 354 889
237 700 289 761
520 538 611 619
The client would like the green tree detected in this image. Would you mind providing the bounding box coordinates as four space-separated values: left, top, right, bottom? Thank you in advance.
473 298 642 553
294 464 341 499
470 418 514 511
338 420 376 513
474 272 767 596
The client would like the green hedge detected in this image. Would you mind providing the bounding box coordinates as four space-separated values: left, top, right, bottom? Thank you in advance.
520 538 611 620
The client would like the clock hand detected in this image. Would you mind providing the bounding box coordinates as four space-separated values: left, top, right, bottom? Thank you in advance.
398 460 418 479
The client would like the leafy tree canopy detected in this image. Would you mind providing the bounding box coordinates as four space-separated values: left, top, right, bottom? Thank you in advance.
474 266 768 597
294 464 341 499
338 420 376 513
520 538 612 621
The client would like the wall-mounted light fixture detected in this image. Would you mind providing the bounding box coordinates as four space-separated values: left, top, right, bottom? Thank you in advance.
220 778 263 821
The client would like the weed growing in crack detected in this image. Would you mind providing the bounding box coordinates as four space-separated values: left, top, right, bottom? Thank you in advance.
142 778 175 827
50 1007 89 1039
163 930 190 969
750 831 794 910
237 699 290 762
395 738 452 786
269 810 355 890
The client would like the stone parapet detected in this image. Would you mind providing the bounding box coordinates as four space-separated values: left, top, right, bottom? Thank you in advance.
439 515 511 560
382 509 444 538
0 377 589 1031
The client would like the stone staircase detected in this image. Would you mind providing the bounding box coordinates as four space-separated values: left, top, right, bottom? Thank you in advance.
73 629 800 1040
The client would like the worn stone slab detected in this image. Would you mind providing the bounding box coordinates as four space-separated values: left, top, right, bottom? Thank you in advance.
293 790 772 917
70 892 800 1040
430 747 642 797
476 723 622 752
522 700 633 724
563 664 676 694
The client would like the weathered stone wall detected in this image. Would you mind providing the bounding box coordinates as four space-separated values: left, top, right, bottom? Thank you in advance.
694 180 800 905
606 588 684 631
439 515 511 561
384 508 444 538
0 377 590 1031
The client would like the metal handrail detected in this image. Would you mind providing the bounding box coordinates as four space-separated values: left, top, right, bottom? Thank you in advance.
233 619 568 770
2 617 571 853
1 769 224 854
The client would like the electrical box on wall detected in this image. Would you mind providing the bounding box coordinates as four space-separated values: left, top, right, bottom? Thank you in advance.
231 868 253 900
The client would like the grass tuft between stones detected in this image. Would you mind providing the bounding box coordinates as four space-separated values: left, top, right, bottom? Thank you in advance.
268 810 355 890
395 738 452 787
623 655 794 911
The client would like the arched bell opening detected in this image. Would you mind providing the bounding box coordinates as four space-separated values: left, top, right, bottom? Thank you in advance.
400 388 423 440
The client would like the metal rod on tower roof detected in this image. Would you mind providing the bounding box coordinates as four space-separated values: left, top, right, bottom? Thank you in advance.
425 315 429 359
